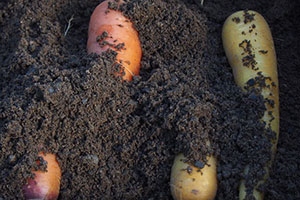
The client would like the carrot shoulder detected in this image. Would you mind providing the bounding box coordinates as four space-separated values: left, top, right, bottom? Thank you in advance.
170 153 217 200
87 0 142 81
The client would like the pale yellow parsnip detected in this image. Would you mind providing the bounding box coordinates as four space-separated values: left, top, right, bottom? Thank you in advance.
222 10 279 140
223 12 277 87
222 10 279 200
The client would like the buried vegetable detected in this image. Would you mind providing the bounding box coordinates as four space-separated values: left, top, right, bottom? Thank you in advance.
170 152 217 200
222 10 279 200
23 152 61 200
87 1 218 199
87 0 142 81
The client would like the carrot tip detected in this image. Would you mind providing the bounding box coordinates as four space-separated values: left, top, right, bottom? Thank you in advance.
23 153 61 200
23 175 60 200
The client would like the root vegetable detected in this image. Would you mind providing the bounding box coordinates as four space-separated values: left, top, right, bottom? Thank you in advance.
222 10 279 200
87 0 142 81
170 153 217 200
23 152 61 200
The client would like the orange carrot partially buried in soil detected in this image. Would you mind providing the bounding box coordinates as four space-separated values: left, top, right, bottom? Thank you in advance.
23 152 61 200
87 0 142 81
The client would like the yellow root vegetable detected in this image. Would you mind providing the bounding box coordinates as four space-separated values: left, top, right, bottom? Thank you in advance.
222 10 279 200
170 153 217 200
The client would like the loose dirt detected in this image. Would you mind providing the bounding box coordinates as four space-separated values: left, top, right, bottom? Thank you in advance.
1 0 299 199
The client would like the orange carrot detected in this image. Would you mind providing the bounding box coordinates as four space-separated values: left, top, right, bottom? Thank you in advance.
23 152 61 200
87 0 142 81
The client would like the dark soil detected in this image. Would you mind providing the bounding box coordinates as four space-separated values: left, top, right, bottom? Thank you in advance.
1 0 299 199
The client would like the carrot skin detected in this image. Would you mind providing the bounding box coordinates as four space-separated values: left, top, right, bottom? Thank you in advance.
23 153 61 200
87 0 142 81
170 153 217 200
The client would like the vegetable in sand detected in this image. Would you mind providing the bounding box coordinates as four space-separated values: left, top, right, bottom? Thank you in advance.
23 152 61 200
222 10 279 200
87 0 142 81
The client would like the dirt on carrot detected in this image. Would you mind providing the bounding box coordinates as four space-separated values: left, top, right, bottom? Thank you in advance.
0 0 299 199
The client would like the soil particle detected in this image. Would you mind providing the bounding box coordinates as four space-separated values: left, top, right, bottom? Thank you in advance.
1 0 300 199
243 10 256 24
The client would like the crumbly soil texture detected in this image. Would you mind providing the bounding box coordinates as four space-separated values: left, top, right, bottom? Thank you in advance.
1 0 299 199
